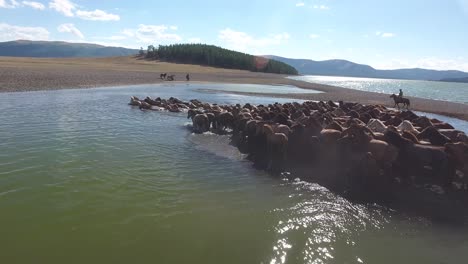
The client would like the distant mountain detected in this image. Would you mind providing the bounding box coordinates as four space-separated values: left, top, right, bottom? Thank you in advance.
439 77 468 83
263 55 468 81
0 40 138 58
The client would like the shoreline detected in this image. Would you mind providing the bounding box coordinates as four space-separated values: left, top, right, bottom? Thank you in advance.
1 56 467 121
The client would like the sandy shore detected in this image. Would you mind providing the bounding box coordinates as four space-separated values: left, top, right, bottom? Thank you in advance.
1 56 467 121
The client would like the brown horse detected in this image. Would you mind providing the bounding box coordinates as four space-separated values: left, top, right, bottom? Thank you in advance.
390 94 410 109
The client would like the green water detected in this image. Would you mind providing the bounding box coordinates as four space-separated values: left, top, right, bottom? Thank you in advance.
1 84 467 264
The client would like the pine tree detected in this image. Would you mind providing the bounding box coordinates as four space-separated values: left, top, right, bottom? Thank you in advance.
143 44 298 75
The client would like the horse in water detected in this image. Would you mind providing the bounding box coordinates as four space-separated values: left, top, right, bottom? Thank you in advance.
390 94 410 109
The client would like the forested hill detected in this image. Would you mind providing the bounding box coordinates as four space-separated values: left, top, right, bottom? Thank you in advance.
144 44 298 75
0 40 138 57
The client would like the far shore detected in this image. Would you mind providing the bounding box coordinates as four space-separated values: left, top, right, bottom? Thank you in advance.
1 56 467 121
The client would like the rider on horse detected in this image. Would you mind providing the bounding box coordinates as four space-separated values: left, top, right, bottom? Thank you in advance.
390 89 410 109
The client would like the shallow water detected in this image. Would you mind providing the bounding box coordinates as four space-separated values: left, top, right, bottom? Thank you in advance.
1 83 468 264
290 75 468 104
195 82 322 94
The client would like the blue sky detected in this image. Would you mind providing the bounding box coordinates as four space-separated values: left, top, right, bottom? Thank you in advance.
1 0 468 71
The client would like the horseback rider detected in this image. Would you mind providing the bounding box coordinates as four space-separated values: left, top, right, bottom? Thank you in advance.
390 90 410 109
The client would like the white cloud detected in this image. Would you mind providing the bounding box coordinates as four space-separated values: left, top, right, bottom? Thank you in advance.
0 23 49 41
187 37 201 43
116 24 183 45
375 31 396 38
218 28 290 52
309 34 320 39
57 23 84 39
22 1 45 10
49 0 75 16
107 35 126 40
381 33 395 38
125 24 182 44
0 0 20 8
295 2 305 7
96 26 192 48
76 9 120 21
375 57 468 72
0 0 8 8
48 0 119 21
376 31 396 38
93 35 127 41
121 29 134 37
313 5 329 10
273 32 290 41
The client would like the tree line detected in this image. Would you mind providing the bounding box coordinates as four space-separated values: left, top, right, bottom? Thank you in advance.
140 44 298 75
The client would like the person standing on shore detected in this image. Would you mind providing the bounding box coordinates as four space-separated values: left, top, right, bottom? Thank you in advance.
186 74 190 81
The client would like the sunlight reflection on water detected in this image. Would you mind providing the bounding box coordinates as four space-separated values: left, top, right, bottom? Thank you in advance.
290 75 468 104
267 179 389 264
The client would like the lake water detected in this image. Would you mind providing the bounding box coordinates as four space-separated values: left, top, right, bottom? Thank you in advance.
1 83 468 264
290 75 468 104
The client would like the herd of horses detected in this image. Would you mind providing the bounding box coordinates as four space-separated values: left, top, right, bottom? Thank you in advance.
129 95 468 203
160 73 175 81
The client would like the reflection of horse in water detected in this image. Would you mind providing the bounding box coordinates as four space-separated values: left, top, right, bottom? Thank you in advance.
160 73 167 79
390 94 410 109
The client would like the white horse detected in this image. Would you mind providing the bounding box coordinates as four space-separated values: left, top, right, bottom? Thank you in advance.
367 118 387 133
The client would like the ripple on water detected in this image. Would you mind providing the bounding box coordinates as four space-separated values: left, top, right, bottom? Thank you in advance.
267 179 390 264
188 132 248 161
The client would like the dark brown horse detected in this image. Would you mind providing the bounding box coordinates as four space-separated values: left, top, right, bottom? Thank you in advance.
390 94 410 109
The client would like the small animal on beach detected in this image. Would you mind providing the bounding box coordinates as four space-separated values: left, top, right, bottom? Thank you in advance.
390 94 411 109
160 73 167 79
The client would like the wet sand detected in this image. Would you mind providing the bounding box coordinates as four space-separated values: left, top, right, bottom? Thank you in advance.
1 56 467 120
